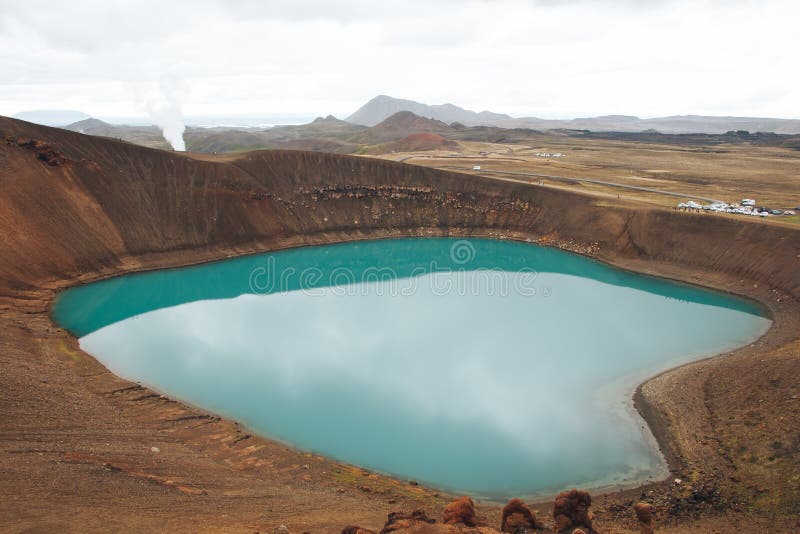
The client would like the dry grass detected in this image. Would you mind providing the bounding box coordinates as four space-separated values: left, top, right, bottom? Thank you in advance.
376 136 800 222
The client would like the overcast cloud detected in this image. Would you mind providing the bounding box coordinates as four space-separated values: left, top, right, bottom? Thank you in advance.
1 0 798 119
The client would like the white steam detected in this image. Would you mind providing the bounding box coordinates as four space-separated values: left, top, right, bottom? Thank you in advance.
139 77 187 151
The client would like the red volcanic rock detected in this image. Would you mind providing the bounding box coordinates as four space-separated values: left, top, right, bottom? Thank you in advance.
501 498 538 532
552 489 593 532
633 502 654 534
6 135 68 166
380 509 436 533
341 527 375 534
442 496 479 526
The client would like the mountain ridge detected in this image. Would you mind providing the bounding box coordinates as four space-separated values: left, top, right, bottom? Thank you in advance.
347 95 511 126
346 95 800 134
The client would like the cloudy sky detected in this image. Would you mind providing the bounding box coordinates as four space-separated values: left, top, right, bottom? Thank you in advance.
1 0 798 119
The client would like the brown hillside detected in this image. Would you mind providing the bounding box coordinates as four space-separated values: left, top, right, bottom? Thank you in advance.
351 111 453 144
389 132 458 152
361 132 459 154
1 117 796 298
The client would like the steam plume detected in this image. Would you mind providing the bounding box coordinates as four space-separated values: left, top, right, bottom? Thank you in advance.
143 77 187 151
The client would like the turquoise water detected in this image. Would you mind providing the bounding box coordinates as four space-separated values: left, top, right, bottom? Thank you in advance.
53 238 770 498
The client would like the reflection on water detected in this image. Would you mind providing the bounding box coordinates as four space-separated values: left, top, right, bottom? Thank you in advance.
54 238 770 497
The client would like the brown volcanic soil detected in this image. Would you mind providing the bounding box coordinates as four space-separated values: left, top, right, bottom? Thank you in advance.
1 117 799 533
381 124 800 216
350 111 453 144
361 133 459 155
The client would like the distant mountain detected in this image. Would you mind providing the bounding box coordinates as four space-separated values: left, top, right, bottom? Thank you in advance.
56 110 800 155
491 114 800 135
267 115 366 139
350 111 454 144
347 95 511 126
190 112 449 151
186 115 363 153
346 96 800 134
13 109 91 126
66 118 120 134
63 116 364 154
65 118 171 149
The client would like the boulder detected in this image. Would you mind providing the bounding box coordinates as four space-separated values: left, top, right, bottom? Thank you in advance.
633 502 654 534
442 496 478 526
552 489 592 532
500 498 538 532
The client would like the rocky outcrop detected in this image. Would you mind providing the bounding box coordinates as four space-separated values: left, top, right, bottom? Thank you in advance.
442 496 482 526
552 489 593 533
380 510 436 533
500 498 539 532
5 135 70 166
